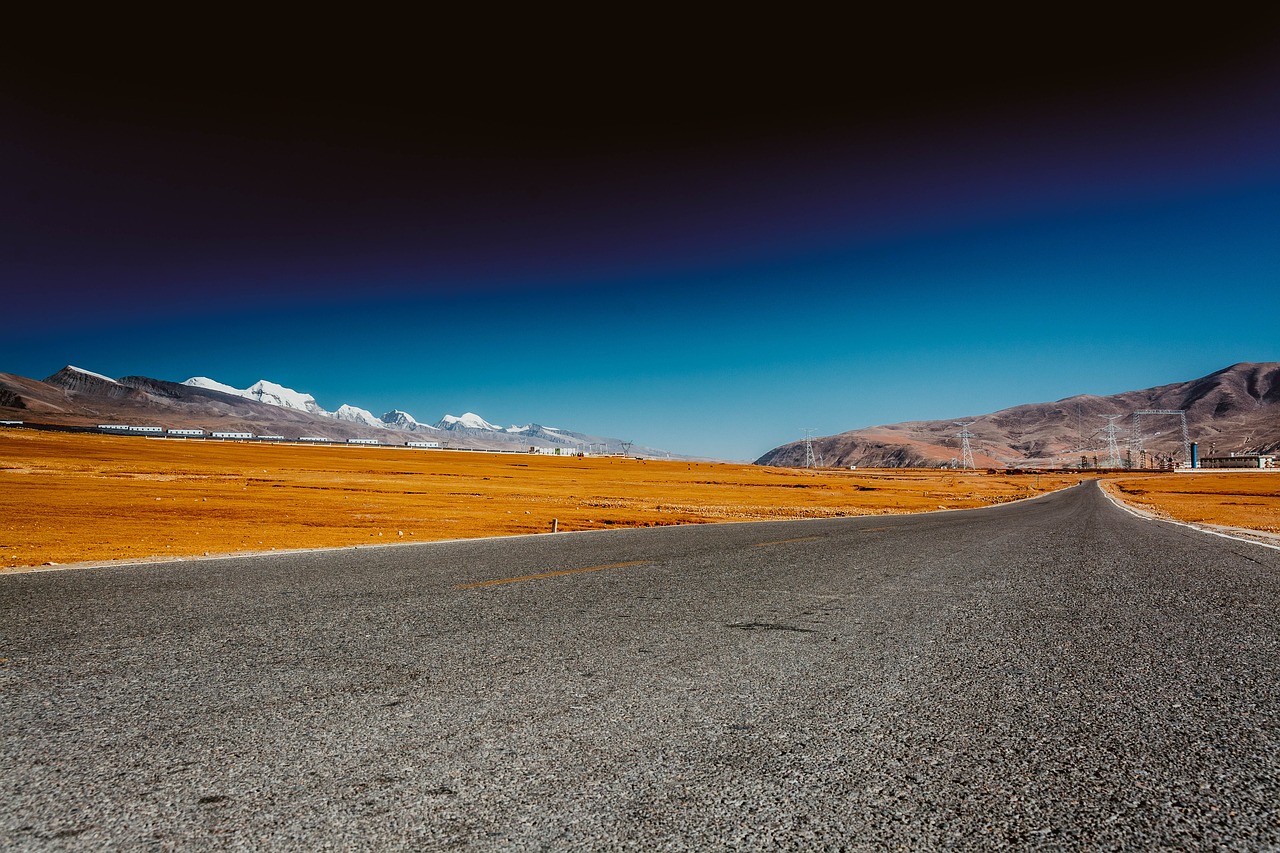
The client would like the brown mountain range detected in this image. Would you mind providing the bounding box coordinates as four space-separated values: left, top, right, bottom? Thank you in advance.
755 362 1280 469
0 367 396 441
0 367 688 457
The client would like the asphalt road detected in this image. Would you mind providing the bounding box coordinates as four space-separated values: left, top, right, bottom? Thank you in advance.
3 481 1279 851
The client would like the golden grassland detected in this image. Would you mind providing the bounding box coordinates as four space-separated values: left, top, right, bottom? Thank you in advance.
1102 472 1280 535
1 429 1093 569
4 430 1272 571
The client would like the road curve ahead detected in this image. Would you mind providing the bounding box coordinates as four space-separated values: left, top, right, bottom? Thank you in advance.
3 482 1279 850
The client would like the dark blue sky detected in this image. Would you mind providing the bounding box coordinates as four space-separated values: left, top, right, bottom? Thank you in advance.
4 14 1279 459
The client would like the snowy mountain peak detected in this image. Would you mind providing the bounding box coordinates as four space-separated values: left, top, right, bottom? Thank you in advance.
333 404 385 428
67 365 120 384
437 412 502 431
183 376 242 396
243 380 323 413
167 376 672 453
183 377 326 415
381 409 438 431
385 409 418 425
506 423 560 434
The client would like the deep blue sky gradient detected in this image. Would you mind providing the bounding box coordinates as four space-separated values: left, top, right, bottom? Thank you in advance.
3 15 1279 459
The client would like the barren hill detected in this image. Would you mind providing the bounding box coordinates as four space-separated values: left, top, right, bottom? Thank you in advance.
756 362 1280 469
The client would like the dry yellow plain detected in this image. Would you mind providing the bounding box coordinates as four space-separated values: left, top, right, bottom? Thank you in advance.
1 429 1094 570
5 430 1275 570
1103 472 1280 535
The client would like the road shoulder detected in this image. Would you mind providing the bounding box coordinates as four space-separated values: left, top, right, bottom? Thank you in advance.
1098 479 1280 552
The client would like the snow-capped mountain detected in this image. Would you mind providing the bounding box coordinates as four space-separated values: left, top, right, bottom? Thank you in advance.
182 376 241 396
506 423 560 434
436 412 503 432
183 377 327 416
175 376 646 451
6 367 701 458
332 404 385 429
506 423 575 444
67 365 120 385
381 410 439 432
40 365 136 400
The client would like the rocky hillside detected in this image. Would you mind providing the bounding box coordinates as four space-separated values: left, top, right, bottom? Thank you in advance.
756 362 1280 469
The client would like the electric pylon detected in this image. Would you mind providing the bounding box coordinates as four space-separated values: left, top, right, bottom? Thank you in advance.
1130 410 1189 467
953 422 976 469
1101 415 1124 468
801 429 818 469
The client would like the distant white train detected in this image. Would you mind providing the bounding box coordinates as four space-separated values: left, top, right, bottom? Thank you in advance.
87 424 396 446
406 441 441 448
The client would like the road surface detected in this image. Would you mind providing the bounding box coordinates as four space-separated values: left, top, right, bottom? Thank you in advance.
3 481 1279 850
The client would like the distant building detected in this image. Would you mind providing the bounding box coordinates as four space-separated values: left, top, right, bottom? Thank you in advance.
1198 453 1277 469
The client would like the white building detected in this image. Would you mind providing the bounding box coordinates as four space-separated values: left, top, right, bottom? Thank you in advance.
1199 453 1277 469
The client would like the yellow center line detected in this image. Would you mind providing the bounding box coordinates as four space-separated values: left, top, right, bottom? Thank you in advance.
753 536 820 547
453 560 652 589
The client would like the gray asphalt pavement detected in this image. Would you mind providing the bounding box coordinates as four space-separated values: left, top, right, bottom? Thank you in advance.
3 481 1279 850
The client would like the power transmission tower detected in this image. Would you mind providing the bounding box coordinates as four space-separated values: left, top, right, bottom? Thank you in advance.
953 422 976 469
1101 415 1125 468
620 440 634 457
800 429 819 469
1130 409 1190 467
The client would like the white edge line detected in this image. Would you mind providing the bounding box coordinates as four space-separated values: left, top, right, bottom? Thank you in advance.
1097 480 1280 553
